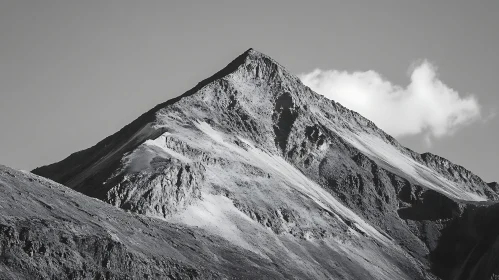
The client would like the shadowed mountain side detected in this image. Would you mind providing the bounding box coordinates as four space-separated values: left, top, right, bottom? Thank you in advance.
431 203 499 280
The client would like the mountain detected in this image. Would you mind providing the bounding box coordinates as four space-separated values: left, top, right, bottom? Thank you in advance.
1 166 497 280
6 48 494 279
0 165 298 279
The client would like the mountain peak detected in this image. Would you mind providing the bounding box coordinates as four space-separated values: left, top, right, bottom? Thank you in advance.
227 47 264 66
188 47 277 87
243 47 255 54
241 47 263 58
238 48 283 68
29 49 499 280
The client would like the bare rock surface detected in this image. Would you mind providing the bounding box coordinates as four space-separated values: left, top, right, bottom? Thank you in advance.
23 48 499 279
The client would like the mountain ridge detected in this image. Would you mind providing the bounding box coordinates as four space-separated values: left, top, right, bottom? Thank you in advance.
33 48 496 202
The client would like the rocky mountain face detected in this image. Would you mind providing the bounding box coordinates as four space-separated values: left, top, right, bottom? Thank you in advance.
0 165 293 279
3 48 494 279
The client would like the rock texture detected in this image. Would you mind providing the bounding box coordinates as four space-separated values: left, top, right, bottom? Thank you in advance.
106 158 205 217
23 48 499 279
0 165 286 280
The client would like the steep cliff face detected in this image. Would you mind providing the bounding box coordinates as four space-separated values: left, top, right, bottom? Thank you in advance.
30 49 498 279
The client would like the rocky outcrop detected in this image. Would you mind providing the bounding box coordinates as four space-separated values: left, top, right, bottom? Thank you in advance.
106 160 205 218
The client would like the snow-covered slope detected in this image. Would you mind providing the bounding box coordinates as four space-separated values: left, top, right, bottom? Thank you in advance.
32 48 499 279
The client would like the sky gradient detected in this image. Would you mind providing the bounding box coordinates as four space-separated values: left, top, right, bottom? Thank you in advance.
1 1 498 181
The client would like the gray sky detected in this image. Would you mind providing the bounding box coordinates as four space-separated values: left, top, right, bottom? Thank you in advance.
1 1 498 182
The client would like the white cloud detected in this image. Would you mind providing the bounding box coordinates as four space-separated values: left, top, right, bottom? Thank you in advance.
299 61 481 141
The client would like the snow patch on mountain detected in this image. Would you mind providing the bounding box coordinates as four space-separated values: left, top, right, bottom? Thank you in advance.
170 193 261 254
350 132 486 201
194 121 392 245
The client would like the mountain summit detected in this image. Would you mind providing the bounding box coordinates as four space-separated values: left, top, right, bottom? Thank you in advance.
24 49 499 279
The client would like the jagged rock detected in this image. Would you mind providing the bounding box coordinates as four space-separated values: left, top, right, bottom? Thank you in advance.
106 159 205 218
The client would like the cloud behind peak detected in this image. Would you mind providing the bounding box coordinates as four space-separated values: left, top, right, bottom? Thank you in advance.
299 61 481 141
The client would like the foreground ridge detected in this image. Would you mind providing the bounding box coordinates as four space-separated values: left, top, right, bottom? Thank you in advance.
0 165 288 279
